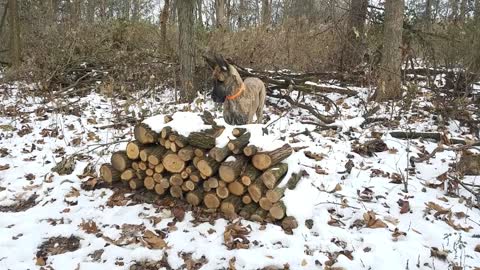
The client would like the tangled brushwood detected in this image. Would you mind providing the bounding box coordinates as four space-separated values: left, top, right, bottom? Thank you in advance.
100 112 301 229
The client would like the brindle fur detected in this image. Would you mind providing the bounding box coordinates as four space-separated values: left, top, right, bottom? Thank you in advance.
205 55 266 125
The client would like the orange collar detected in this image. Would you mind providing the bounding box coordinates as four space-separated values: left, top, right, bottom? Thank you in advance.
226 83 245 100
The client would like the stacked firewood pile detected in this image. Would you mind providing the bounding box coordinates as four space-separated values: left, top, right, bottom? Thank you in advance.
99 113 301 228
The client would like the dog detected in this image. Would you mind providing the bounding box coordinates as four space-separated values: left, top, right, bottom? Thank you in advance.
204 55 266 125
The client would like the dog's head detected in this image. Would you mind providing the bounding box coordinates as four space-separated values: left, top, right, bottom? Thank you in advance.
204 54 242 103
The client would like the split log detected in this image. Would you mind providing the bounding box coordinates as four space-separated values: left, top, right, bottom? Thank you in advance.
146 169 154 176
216 185 230 199
281 216 298 232
164 140 171 149
228 181 245 196
220 196 243 215
197 157 220 177
159 138 167 146
186 189 204 206
219 156 248 183
129 178 144 190
111 151 132 172
239 204 258 219
204 193 221 209
160 126 172 139
170 185 183 198
265 170 303 203
259 197 273 210
144 176 155 190
207 177 219 188
248 178 267 203
232 128 247 137
169 174 184 186
178 146 195 161
154 164 164 173
242 195 252 205
100 164 121 183
250 208 268 223
169 142 179 153
134 123 158 144
209 146 232 162
138 161 147 171
139 146 158 162
260 163 289 189
147 147 168 165
187 131 216 149
227 132 251 154
269 201 286 220
153 173 163 183
162 152 186 173
126 141 144 160
243 145 258 157
154 184 166 195
240 164 261 186
252 144 292 170
120 169 136 181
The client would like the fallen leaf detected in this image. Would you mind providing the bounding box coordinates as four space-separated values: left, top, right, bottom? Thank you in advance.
430 247 447 261
79 220 99 234
65 187 80 198
397 199 410 214
0 164 10 171
35 256 46 266
475 244 480 253
142 230 166 249
363 211 387 229
328 184 342 193
391 228 407 241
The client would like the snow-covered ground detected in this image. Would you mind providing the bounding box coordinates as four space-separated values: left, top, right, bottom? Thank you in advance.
0 81 479 270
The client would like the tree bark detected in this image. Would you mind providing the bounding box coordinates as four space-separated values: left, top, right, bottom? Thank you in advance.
215 0 228 30
252 144 292 170
341 0 368 71
111 151 132 171
160 0 170 49
8 0 20 68
87 0 95 21
177 0 196 102
374 0 404 101
100 164 121 183
476 0 480 22
261 0 271 26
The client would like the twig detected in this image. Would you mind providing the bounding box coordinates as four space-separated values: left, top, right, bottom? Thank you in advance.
315 201 361 210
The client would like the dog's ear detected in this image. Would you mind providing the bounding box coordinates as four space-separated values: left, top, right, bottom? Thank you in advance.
214 54 228 72
204 55 217 70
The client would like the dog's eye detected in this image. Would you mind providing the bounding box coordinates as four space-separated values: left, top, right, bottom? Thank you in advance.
217 79 224 84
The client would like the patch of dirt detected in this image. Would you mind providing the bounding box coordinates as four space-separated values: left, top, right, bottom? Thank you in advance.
36 236 81 265
0 194 39 212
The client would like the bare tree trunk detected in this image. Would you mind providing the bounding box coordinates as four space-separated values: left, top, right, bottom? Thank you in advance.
70 0 81 24
196 0 203 27
374 0 404 102
424 0 432 31
160 0 170 49
215 0 228 30
476 0 480 22
87 0 95 22
0 2 9 38
341 0 368 71
47 0 59 25
177 0 196 102
261 0 271 26
459 0 467 21
132 0 140 21
449 0 458 22
170 0 177 23
8 0 20 68
238 0 245 28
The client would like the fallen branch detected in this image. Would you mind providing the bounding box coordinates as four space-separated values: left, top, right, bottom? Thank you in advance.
388 131 480 146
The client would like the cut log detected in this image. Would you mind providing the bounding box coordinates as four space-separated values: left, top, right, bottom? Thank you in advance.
170 185 183 198
178 146 195 161
227 132 251 154
154 164 164 173
265 170 303 203
159 138 167 146
202 181 212 192
180 170 189 179
250 208 268 223
186 189 204 206
203 193 221 209
232 128 247 137
131 162 139 171
154 184 166 195
188 132 216 149
241 164 261 186
269 201 286 220
160 126 172 139
281 216 298 232
220 196 243 215
148 163 155 169
197 157 220 177
252 144 292 170
169 174 184 186
239 204 258 219
164 140 171 150
200 172 208 180
100 164 121 183
181 182 190 192
207 177 219 188
192 156 201 168
144 176 155 190
170 142 179 153
111 151 132 172
135 170 146 180
248 178 267 203
162 152 186 173
126 141 144 160
259 197 273 210
164 115 173 123
153 173 163 183
216 185 230 199
219 155 248 183
209 146 232 162
243 145 258 157
146 168 154 176
260 163 289 189
242 195 252 205
134 123 158 144
194 148 206 157
138 161 147 171
174 135 188 148
189 171 201 182
228 181 245 196
121 169 136 181
184 165 195 174
147 147 168 165
139 146 158 162
184 180 196 191
129 178 144 190
159 177 170 189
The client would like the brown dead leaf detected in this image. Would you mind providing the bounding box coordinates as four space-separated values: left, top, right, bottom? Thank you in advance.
79 220 99 234
363 211 387 229
304 151 325 161
65 187 80 198
224 221 251 250
391 228 407 241
475 244 480 253
397 199 410 214
430 247 447 261
0 164 10 171
328 184 342 193
35 256 46 266
25 173 36 180
228 257 236 270
142 230 166 249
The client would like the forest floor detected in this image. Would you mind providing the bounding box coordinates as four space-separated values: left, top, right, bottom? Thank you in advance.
1 76 480 270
